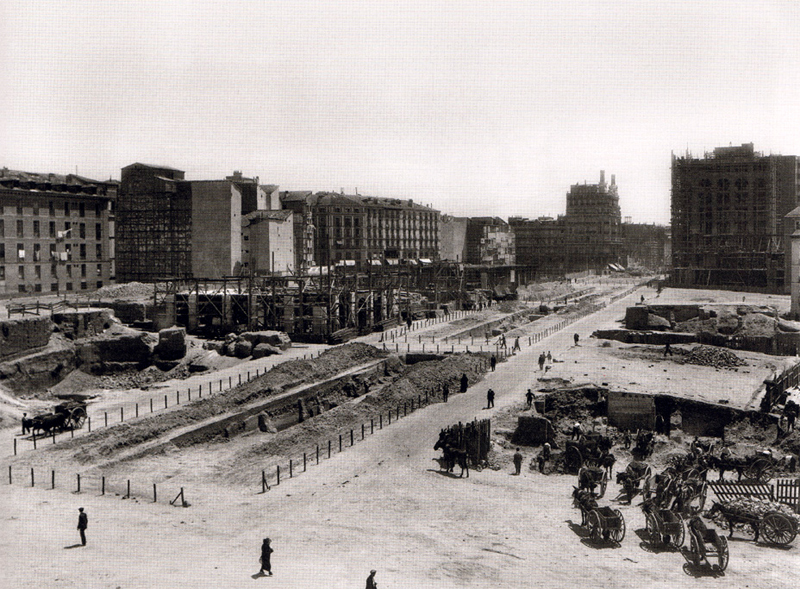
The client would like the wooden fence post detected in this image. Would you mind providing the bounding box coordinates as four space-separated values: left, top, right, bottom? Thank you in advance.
339 434 343 452
102 476 105 495
316 444 320 465
126 479 130 498
350 429 354 446
370 418 374 434
153 483 157 503
177 391 180 405
150 398 153 413
261 470 268 492
276 465 280 485
31 468 34 487
362 423 365 440
13 438 16 456
304 452 307 472
328 440 331 459
104 412 108 427
164 395 168 409
188 389 191 402
33 433 37 450
380 414 383 429
8 465 11 485
120 406 124 422
136 403 139 418
77 473 81 493
289 459 293 478
51 469 55 489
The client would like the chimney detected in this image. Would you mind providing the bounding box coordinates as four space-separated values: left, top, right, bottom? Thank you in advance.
600 170 606 185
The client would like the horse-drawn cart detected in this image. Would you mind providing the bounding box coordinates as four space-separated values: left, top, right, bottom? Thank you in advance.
26 401 87 435
642 500 685 549
572 488 626 544
564 432 613 473
707 500 798 546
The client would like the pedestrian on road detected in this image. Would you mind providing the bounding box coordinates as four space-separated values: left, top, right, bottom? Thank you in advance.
573 333 580 346
460 373 469 393
640 295 645 304
538 353 545 371
442 383 449 403
513 337 521 352
259 537 273 576
546 351 552 363
513 448 523 475
77 507 88 546
21 412 29 435
486 389 495 409
571 422 583 440
525 389 533 408
664 342 672 357
406 316 412 330
366 569 378 589
538 443 551 473
490 355 497 371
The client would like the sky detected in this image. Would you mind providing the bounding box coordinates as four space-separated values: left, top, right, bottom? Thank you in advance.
1 1 799 224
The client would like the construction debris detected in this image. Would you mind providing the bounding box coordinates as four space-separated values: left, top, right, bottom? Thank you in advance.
684 345 747 369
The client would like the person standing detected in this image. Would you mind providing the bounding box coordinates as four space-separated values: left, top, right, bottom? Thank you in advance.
513 337 521 352
259 537 273 576
538 353 545 371
490 355 497 372
573 333 580 346
525 389 534 408
486 389 495 409
460 373 469 393
513 448 523 475
664 342 672 357
546 351 552 363
366 569 378 589
77 507 88 546
442 383 449 403
21 413 29 435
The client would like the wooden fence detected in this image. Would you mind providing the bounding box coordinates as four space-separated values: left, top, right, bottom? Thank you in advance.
440 419 491 467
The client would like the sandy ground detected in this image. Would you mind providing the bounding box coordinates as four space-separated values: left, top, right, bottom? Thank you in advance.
1 285 797 588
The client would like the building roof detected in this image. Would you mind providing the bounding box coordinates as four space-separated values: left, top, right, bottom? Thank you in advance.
786 206 800 219
121 162 185 173
260 184 279 192
243 210 293 225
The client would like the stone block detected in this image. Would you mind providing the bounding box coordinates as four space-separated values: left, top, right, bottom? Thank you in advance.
251 343 281 359
0 316 52 361
233 340 253 358
154 327 187 361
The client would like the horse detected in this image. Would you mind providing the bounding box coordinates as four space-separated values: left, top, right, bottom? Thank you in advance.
705 502 759 540
578 465 605 494
31 412 67 436
433 432 469 478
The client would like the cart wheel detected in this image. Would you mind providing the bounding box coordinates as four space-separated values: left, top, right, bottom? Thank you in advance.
610 509 625 543
689 535 701 566
715 536 729 572
672 518 686 549
565 446 583 473
685 468 700 481
599 470 608 499
71 407 87 429
745 459 772 482
760 512 798 546
645 513 659 544
579 507 588 527
587 510 602 541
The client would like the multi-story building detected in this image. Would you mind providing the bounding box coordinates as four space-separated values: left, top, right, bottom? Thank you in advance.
242 210 294 275
464 217 515 266
288 192 439 267
439 215 469 262
0 168 114 296
117 163 292 281
279 191 316 273
509 216 565 276
622 222 670 271
671 143 800 292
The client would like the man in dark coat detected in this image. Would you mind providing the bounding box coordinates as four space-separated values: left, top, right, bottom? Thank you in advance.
490 355 496 371
77 507 88 546
366 569 378 589
460 373 469 393
486 389 495 409
525 389 534 408
513 448 523 475
260 537 273 576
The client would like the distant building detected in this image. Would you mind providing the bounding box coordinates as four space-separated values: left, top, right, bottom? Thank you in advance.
0 168 114 296
279 191 316 273
242 210 294 275
285 192 439 267
439 215 468 262
465 217 515 266
117 163 292 281
671 143 800 292
510 171 623 277
622 223 670 271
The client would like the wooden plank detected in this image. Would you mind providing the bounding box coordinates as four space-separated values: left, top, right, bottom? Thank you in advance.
775 478 800 513
708 481 773 504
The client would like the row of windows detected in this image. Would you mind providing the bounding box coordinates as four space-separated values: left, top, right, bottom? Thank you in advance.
0 242 103 262
0 263 104 281
5 200 106 217
1 280 104 293
0 219 102 240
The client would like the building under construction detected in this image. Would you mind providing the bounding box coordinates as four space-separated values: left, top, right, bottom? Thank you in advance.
671 143 800 293
150 261 473 342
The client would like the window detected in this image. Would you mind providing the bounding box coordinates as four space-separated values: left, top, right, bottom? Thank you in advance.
80 281 87 290
64 221 71 232
18 285 26 293
33 202 39 215
64 202 70 216
17 219 24 237
1 243 6 261
33 220 40 238
66 264 72 277
49 201 55 216
96 244 102 259
79 223 86 239
96 281 103 289
17 244 25 261
49 243 56 260
18 265 24 279
51 263 57 277
34 266 41 279
65 243 72 260
0 219 3 237
51 283 58 292
95 203 103 217
16 202 23 215
49 221 56 237
33 244 41 262
96 263 102 276
80 244 86 259
79 203 85 217
66 282 73 291
81 264 86 278
34 284 41 293
0 266 4 280
95 223 101 240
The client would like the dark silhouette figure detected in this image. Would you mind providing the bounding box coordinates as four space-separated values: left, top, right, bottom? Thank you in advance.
513 337 521 351
460 373 469 393
490 356 497 371
442 383 449 403
77 508 87 546
538 443 551 473
573 333 580 346
22 412 30 435
664 342 672 357
538 353 545 371
486 389 495 409
260 537 273 576
525 389 533 408
513 448 523 475
366 569 378 589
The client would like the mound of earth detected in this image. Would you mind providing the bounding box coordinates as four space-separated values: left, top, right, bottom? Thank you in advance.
684 345 746 369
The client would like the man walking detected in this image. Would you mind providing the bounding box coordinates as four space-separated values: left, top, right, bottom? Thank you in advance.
490 355 497 371
460 373 469 393
366 569 378 589
513 448 523 475
77 507 88 546
442 383 449 403
538 353 545 371
573 333 580 346
513 337 521 352
664 342 672 357
525 389 533 408
259 537 273 576
486 389 495 409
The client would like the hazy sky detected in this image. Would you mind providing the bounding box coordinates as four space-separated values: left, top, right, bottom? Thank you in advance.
2 1 799 224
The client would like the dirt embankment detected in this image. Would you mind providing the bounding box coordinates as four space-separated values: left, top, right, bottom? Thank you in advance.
22 343 387 465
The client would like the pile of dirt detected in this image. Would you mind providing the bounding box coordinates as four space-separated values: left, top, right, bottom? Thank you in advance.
48 369 102 395
723 415 778 445
223 352 489 482
32 343 387 463
683 345 747 369
97 364 192 390
778 428 800 456
707 497 800 530
94 282 155 300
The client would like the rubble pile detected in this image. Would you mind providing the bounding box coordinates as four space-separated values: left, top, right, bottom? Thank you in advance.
94 282 155 300
707 497 800 530
684 345 747 369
